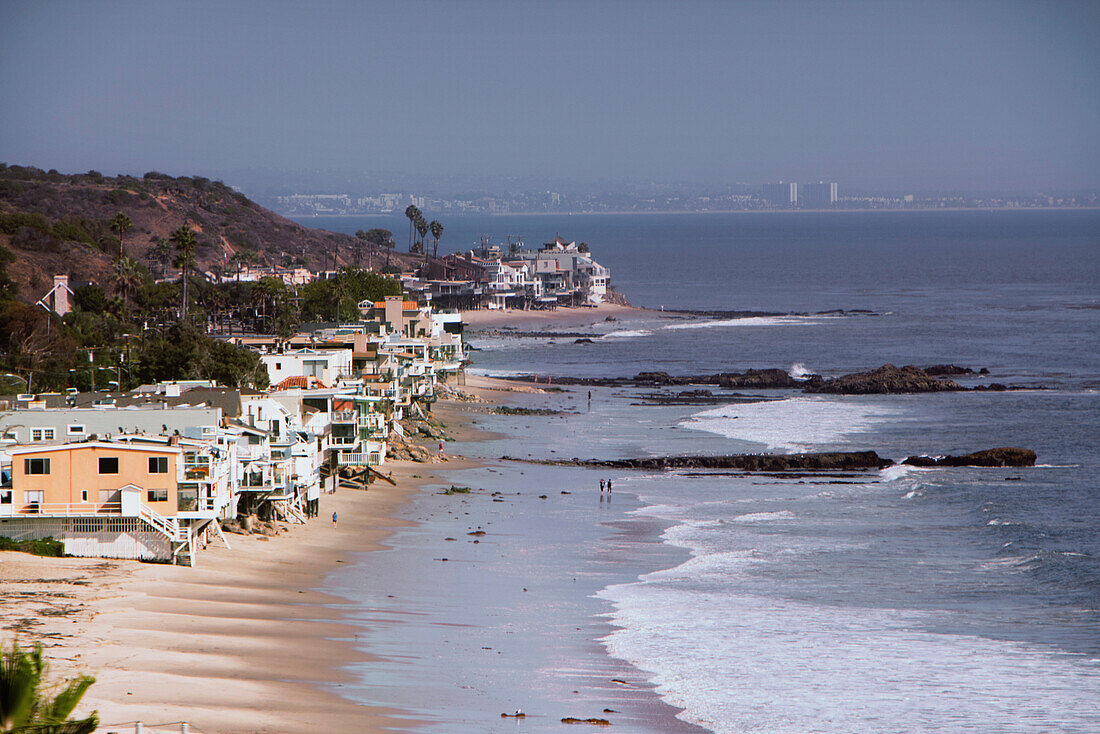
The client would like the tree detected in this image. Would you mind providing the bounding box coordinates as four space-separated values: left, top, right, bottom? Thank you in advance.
0 641 98 734
112 256 145 307
109 213 132 259
429 220 443 258
414 214 428 256
404 205 421 252
578 242 590 253
363 228 394 248
147 238 173 279
354 229 369 268
170 225 197 321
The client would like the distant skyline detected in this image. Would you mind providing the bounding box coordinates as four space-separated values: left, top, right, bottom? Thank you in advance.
2 0 1098 193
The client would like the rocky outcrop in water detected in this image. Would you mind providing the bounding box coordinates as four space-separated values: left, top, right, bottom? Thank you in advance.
923 364 988 376
902 448 1037 467
526 451 894 471
805 364 963 394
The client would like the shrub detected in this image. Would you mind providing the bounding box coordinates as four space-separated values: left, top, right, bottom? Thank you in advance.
0 536 65 556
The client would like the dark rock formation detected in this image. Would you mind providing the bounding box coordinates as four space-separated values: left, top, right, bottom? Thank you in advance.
902 448 1037 467
805 364 963 394
535 451 894 471
923 364 978 376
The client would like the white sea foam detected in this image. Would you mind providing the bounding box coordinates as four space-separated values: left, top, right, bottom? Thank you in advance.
663 314 841 330
730 510 797 523
601 329 653 339
788 362 814 380
681 395 906 452
987 518 1021 526
598 582 1100 733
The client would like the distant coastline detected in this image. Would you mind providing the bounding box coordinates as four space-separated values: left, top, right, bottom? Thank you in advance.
291 206 1100 219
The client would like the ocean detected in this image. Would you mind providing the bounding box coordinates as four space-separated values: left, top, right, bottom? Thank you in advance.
316 210 1100 732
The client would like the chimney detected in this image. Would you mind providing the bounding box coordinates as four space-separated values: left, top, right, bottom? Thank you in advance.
53 275 71 316
165 383 181 397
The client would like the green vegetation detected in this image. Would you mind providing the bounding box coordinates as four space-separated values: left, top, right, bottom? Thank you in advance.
0 537 64 557
441 485 472 495
0 641 98 733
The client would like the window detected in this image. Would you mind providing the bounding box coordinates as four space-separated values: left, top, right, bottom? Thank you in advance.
0 490 11 505
275 362 282 370
24 458 50 475
30 428 55 442
80 490 88 502
67 424 86 436
177 484 199 511
24 490 43 505
98 457 119 474
148 456 169 474
147 488 168 502
248 434 262 445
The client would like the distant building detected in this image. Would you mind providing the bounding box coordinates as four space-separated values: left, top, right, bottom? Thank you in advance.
801 182 838 208
762 182 798 206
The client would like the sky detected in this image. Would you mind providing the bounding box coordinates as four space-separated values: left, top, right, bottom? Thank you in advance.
1 0 1098 194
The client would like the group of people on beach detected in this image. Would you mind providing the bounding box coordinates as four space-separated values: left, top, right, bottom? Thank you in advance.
599 478 613 496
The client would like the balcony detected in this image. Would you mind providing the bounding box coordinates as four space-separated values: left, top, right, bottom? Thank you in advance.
332 410 358 424
329 435 359 447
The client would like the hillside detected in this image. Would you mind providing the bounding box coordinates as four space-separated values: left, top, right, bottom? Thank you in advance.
0 164 418 300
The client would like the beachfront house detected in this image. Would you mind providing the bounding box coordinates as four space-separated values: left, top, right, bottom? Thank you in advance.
0 435 234 565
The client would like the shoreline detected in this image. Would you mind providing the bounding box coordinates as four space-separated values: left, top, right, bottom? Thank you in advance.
2 462 436 733
293 206 1100 219
326 374 709 732
2 374 706 733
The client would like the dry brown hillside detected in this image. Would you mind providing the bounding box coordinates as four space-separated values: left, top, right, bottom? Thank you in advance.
0 165 417 300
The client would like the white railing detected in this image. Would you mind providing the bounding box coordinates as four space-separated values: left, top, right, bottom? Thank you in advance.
332 410 358 423
337 453 370 466
330 435 358 446
13 502 123 516
139 503 187 542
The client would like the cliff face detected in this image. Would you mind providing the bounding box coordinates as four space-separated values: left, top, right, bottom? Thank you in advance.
0 165 417 299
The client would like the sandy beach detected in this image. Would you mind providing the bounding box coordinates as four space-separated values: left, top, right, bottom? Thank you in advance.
1 372 698 733
0 373 572 734
1 470 426 733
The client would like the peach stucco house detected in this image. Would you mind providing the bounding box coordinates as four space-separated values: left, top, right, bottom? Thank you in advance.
1 438 233 564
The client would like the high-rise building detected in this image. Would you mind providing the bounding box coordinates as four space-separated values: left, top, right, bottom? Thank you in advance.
800 182 838 207
762 182 798 206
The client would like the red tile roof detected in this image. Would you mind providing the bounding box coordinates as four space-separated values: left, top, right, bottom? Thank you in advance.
273 375 328 390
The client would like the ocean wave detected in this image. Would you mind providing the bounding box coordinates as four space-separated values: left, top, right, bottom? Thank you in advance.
681 395 907 452
601 329 653 339
731 510 797 523
788 362 814 379
663 314 842 330
986 518 1021 526
597 583 1100 733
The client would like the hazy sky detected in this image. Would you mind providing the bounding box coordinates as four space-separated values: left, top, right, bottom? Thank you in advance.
1 0 1098 192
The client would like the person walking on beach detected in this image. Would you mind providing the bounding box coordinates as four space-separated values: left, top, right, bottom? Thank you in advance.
600 478 605 494
332 511 338 527
607 479 612 495
439 441 445 456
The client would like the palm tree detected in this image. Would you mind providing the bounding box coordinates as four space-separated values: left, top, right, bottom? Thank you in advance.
404 205 421 252
109 213 132 259
429 220 443 258
112 256 144 307
0 641 98 734
170 225 197 321
414 214 428 255
147 237 173 279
